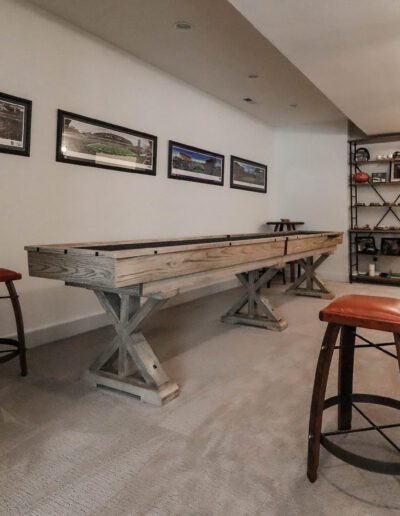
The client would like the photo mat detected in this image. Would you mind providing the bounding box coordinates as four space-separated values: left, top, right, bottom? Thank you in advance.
56 110 157 175
0 92 32 156
168 141 224 186
230 156 267 193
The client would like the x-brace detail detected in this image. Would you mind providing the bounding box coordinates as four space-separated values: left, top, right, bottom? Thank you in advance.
221 268 288 331
285 254 334 299
86 288 179 406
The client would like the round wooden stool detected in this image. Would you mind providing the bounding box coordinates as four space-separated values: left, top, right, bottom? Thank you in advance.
307 294 400 482
0 268 27 376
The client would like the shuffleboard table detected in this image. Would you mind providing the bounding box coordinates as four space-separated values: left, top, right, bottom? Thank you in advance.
25 230 343 405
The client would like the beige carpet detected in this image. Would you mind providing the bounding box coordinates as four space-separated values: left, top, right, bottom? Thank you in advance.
0 281 399 515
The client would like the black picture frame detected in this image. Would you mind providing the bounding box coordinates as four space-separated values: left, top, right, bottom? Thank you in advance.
0 92 32 157
355 236 377 254
56 110 157 175
168 141 224 186
381 238 400 256
230 155 267 193
390 163 400 182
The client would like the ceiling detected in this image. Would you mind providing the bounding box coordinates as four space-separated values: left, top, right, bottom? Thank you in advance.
22 0 343 127
230 0 400 135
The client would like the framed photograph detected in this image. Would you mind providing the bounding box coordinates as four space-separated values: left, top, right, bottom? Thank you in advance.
0 92 32 156
381 238 400 256
230 156 267 193
168 141 224 186
371 172 387 183
56 110 157 175
355 236 377 254
390 163 400 182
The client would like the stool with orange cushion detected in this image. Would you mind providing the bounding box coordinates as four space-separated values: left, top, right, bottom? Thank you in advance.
307 295 400 482
0 268 27 376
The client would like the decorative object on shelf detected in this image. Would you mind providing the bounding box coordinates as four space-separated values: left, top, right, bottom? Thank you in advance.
355 236 377 254
168 141 224 186
56 110 157 175
369 202 381 207
355 202 366 206
0 92 32 156
371 172 387 183
353 170 369 183
230 156 267 193
390 163 400 182
381 238 400 256
368 262 376 276
354 147 370 161
393 151 400 159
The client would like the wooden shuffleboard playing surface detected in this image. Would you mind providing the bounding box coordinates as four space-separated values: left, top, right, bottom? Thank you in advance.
25 231 343 405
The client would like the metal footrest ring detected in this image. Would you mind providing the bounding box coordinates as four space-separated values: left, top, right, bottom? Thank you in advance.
321 393 400 475
0 338 20 364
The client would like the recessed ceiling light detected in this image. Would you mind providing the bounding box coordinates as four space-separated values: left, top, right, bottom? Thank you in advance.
174 21 193 31
243 97 256 104
247 74 259 79
289 103 298 108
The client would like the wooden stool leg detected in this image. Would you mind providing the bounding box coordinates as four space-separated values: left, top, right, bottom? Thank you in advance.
393 334 400 373
6 281 27 376
338 326 355 431
307 323 340 482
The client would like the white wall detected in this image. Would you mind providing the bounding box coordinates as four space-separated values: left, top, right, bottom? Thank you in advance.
275 120 349 281
0 0 279 345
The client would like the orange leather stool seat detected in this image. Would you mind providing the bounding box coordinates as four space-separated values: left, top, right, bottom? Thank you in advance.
0 268 22 283
320 294 400 333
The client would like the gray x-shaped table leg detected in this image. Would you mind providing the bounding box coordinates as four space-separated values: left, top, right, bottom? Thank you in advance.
221 268 288 331
285 254 334 299
86 289 179 406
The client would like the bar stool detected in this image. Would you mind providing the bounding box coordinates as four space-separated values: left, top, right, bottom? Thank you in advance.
307 295 400 482
0 268 27 376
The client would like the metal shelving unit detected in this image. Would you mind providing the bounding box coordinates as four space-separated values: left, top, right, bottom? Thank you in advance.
349 134 400 285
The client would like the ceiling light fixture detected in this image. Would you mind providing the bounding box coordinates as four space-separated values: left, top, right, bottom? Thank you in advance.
289 103 298 108
174 21 193 31
247 74 259 79
243 97 256 104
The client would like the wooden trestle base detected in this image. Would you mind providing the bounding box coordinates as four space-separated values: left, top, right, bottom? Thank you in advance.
221 268 288 331
26 231 342 405
66 251 334 404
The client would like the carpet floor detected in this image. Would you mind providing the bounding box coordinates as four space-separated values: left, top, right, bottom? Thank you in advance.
0 281 399 515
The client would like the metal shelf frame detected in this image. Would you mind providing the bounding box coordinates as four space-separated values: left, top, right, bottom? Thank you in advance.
349 137 400 285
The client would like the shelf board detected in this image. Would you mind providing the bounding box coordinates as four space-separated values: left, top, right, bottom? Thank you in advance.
354 251 400 257
350 229 400 233
351 159 400 165
354 205 400 208
350 181 400 186
352 274 400 286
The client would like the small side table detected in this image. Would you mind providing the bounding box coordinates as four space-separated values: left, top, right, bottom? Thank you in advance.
266 219 304 232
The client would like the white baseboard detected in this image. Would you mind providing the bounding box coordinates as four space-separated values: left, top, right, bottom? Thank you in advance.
21 278 239 349
25 312 109 349
11 273 347 349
